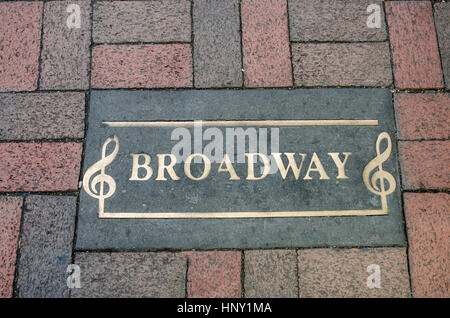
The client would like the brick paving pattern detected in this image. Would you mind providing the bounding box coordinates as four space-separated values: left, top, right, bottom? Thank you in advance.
0 0 448 298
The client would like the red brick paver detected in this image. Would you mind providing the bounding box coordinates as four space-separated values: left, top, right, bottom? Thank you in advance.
386 1 443 89
0 197 22 298
241 0 292 87
244 250 298 298
40 0 91 90
0 92 85 140
395 93 450 140
91 44 193 88
292 43 392 87
0 143 82 192
186 251 242 298
93 0 191 43
298 248 410 298
399 141 450 190
0 2 42 92
404 193 449 298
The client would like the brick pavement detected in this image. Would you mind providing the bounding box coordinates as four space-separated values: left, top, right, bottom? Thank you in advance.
0 0 448 298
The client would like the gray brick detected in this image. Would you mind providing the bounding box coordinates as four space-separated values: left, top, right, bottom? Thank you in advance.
244 250 298 298
0 92 85 140
288 0 387 42
71 252 187 298
93 0 191 43
193 0 242 87
17 195 76 298
40 1 91 90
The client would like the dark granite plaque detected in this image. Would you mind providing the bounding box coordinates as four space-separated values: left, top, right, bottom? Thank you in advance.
76 89 405 249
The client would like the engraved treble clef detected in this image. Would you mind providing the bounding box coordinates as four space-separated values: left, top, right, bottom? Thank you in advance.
362 132 396 209
83 136 119 204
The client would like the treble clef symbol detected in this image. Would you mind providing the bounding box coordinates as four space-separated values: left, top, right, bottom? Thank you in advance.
362 132 396 210
83 136 119 204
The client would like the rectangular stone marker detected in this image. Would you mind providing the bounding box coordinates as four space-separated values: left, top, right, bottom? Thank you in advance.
77 89 405 249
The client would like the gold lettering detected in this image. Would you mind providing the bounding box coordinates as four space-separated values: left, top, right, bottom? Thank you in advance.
156 154 180 181
218 154 240 180
184 153 211 181
328 152 352 179
129 154 153 181
303 152 330 180
272 153 307 180
245 153 270 180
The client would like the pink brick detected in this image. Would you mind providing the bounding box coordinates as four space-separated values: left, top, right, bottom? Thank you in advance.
404 193 449 298
241 0 292 87
92 44 192 88
0 143 82 192
0 2 42 92
395 93 450 140
186 251 242 298
0 196 22 298
399 141 450 190
386 1 443 89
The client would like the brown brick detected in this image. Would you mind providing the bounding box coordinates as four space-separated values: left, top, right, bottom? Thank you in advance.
0 92 85 140
386 1 443 89
292 43 392 87
434 3 450 89
241 0 292 87
186 251 242 298
394 93 449 140
17 195 76 298
93 0 191 43
193 0 242 88
0 196 22 298
399 141 450 190
0 142 82 192
72 252 187 298
298 248 410 298
404 193 449 298
288 0 386 42
91 44 193 88
244 250 298 298
40 1 91 90
0 2 42 92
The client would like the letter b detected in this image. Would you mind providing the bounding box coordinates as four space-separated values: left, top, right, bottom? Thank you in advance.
130 154 153 181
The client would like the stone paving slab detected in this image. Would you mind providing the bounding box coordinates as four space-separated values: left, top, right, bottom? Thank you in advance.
297 248 411 298
0 196 22 298
288 0 387 42
76 88 404 250
17 195 76 298
0 92 85 140
72 252 187 298
404 193 449 298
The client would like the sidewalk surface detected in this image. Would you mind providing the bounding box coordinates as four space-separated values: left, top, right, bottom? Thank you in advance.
0 0 448 298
